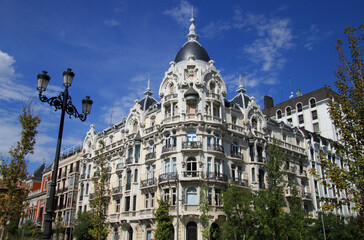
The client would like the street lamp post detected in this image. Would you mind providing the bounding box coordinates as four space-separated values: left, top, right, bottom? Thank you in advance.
37 69 93 240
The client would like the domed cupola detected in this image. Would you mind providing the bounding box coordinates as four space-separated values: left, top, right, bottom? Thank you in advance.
174 16 210 63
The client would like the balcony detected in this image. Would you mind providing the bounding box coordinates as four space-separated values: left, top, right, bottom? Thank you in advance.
159 173 178 183
302 192 312 201
145 152 156 161
232 178 248 187
89 193 95 200
206 92 220 100
162 145 176 153
183 171 201 178
140 178 157 189
207 144 224 153
145 126 156 134
182 141 202 150
112 186 122 195
204 172 227 182
165 93 178 101
164 115 180 123
109 213 120 223
230 152 243 160
287 166 297 175
92 172 99 179
115 163 123 174
227 123 244 133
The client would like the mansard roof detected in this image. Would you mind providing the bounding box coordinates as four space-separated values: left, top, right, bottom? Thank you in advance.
262 86 336 116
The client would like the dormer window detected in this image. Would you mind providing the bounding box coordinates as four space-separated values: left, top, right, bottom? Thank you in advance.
310 98 316 108
286 107 291 116
297 103 303 113
277 110 282 119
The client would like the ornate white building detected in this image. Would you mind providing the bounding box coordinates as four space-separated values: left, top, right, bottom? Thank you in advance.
47 17 315 240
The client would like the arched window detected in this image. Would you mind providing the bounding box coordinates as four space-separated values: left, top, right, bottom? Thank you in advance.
169 83 175 94
251 118 258 130
210 223 221 240
133 121 138 133
286 107 291 116
276 110 282 119
186 187 197 205
186 222 197 240
210 82 215 93
310 98 316 108
297 103 302 113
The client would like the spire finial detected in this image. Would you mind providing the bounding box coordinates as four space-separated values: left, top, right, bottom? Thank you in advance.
237 74 247 93
186 6 199 42
144 77 153 96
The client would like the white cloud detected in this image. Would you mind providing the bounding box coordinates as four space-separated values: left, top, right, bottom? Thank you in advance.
131 74 149 83
303 25 332 51
201 21 231 39
164 0 194 26
0 50 34 101
243 15 293 72
232 7 247 29
104 19 120 27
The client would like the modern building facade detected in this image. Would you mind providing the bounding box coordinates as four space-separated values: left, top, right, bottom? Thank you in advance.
263 87 355 218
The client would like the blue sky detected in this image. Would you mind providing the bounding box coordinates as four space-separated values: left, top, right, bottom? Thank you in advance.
0 0 363 174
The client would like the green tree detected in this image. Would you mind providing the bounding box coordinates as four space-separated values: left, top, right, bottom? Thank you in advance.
222 184 255 240
0 104 41 240
284 182 312 240
200 183 213 240
317 24 364 233
154 199 173 240
254 140 286 240
73 211 93 240
309 213 361 240
89 140 110 240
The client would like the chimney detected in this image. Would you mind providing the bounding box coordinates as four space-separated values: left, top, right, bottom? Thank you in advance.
296 89 302 97
264 95 274 109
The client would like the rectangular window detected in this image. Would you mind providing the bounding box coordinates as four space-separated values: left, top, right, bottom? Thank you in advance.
208 188 212 205
238 166 243 180
249 144 254 161
298 115 304 124
116 199 120 213
215 189 221 206
231 165 236 180
125 197 130 211
133 196 137 211
312 110 318 120
172 158 177 173
145 194 149 208
135 145 140 163
151 193 155 208
164 189 170 202
164 159 170 173
313 123 320 133
172 188 177 206
187 131 197 142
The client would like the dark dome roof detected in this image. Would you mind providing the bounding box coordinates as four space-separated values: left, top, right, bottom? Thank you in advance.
174 41 210 63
